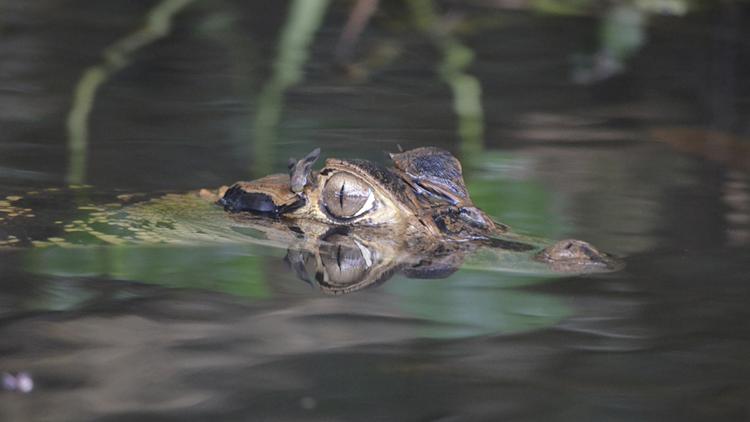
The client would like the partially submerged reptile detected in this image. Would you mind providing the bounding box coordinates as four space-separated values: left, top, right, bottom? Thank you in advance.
212 146 619 293
0 147 620 295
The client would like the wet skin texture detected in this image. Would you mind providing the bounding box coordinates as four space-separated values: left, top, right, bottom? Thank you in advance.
218 147 618 273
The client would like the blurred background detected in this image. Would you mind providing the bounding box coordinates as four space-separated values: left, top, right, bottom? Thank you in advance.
1 0 750 420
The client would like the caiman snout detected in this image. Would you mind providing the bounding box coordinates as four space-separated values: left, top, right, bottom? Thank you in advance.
219 186 279 214
219 174 305 216
536 239 622 272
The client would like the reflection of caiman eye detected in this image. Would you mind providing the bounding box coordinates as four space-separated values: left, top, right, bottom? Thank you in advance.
318 234 373 285
321 172 375 219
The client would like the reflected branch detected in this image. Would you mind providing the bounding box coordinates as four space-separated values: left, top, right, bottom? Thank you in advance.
66 0 196 185
253 0 330 177
407 0 485 161
335 0 379 61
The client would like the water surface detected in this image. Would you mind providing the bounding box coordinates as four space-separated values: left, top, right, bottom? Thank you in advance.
1 1 750 421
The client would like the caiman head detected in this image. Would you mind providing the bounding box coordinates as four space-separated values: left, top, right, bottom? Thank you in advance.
217 146 620 277
219 147 502 241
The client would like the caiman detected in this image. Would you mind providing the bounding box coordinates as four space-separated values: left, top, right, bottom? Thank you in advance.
0 147 620 295
209 147 620 293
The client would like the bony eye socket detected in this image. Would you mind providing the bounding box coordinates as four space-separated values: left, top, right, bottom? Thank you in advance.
322 172 376 219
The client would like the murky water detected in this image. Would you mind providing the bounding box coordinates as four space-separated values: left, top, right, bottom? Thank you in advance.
2 1 750 421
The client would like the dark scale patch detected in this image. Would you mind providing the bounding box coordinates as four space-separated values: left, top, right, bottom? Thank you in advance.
219 185 305 216
403 257 460 279
432 208 476 237
341 159 412 206
486 237 535 252
219 186 277 214
431 207 515 242
320 225 351 239
391 147 469 201
288 225 305 236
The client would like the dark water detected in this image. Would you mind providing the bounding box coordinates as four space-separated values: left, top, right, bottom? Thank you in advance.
2 1 750 421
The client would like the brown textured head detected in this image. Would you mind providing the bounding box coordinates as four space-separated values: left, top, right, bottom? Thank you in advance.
219 147 500 240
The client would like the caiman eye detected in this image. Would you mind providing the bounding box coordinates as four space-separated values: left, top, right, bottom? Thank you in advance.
321 172 375 219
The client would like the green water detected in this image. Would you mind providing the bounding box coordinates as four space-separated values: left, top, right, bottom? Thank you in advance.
1 1 749 421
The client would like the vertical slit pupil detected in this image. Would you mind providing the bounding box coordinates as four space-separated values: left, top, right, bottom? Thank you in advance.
339 181 345 210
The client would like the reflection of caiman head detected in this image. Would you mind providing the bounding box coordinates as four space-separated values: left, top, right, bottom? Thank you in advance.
284 225 473 295
218 146 619 293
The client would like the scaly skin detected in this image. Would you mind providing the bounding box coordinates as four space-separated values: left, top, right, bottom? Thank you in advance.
219 147 621 273
0 147 621 295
